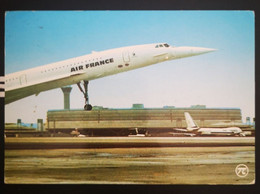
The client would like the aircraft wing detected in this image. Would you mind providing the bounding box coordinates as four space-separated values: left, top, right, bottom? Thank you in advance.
169 132 196 137
5 70 86 104
173 128 188 132
70 71 85 77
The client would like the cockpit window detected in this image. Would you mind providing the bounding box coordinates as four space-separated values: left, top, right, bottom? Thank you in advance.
155 43 171 48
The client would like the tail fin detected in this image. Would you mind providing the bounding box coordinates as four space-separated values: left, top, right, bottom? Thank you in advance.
184 112 200 131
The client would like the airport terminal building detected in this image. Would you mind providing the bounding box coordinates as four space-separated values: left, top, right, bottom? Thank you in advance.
46 104 244 135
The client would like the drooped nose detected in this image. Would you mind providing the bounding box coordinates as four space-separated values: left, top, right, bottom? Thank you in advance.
171 46 217 59
191 47 217 56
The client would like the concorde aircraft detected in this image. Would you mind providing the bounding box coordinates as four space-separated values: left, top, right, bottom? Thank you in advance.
5 43 215 110
178 112 246 136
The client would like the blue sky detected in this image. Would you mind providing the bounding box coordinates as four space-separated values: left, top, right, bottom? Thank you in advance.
5 11 255 123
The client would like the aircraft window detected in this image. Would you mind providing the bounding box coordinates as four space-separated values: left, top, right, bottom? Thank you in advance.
155 45 159 48
159 44 163 47
164 44 170 47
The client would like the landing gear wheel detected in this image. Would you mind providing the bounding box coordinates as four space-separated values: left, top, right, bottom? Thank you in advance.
84 104 92 111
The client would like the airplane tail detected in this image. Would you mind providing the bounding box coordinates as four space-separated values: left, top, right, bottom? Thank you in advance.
184 112 200 131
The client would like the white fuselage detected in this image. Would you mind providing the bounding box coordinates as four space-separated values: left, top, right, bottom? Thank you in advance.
183 112 243 136
5 43 215 104
197 127 242 136
175 127 243 136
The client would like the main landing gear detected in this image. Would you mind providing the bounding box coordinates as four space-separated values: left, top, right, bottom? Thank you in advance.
77 80 92 111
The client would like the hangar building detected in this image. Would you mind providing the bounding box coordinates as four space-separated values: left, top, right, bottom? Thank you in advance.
46 104 244 136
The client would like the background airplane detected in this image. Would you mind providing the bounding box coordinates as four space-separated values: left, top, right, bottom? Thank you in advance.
173 112 246 136
5 43 215 110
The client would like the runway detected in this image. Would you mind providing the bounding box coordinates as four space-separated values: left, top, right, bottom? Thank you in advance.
5 137 255 149
4 137 255 184
5 146 255 184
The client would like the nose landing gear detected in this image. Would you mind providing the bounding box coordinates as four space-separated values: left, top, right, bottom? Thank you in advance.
77 80 92 111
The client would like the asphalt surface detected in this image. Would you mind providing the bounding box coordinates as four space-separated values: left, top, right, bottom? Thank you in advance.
5 137 255 149
5 146 255 184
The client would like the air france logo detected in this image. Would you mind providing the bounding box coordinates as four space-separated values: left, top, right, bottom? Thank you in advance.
235 164 249 177
71 58 114 72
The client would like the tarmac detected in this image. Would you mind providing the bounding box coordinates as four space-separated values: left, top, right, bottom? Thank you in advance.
4 136 255 149
4 137 255 184
5 146 255 184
